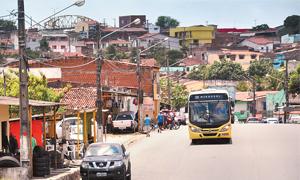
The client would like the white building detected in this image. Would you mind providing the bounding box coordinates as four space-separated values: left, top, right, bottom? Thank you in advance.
147 23 160 34
138 33 180 50
281 34 300 44
240 37 274 53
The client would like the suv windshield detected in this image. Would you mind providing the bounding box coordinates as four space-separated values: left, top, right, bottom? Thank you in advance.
85 144 121 156
189 101 229 125
116 114 133 120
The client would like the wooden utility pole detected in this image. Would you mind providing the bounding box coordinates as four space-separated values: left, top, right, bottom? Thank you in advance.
95 22 103 142
2 70 6 96
252 80 256 117
137 53 143 131
18 0 30 168
284 59 289 123
166 51 171 107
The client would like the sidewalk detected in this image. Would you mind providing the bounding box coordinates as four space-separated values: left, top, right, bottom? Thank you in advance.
32 132 144 180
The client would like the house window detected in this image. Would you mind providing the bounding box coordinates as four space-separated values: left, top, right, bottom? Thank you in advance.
229 55 236 61
219 55 225 59
32 38 36 42
61 45 66 49
239 54 245 59
82 26 85 31
186 67 190 72
251 54 257 59
261 47 264 50
52 45 57 49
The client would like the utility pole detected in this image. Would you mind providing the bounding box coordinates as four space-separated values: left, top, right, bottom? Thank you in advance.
18 0 30 168
137 52 143 131
166 42 171 108
2 70 6 96
95 22 104 142
252 80 256 117
284 59 289 123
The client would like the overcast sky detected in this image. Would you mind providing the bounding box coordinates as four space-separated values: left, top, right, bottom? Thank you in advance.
0 0 299 28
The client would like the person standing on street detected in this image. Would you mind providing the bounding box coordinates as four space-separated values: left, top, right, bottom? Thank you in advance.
144 114 151 137
157 112 164 133
107 113 113 133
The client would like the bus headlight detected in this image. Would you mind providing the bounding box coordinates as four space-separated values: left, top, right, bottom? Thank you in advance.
190 126 202 133
220 125 230 132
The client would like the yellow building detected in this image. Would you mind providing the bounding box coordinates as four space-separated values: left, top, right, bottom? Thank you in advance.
169 26 215 47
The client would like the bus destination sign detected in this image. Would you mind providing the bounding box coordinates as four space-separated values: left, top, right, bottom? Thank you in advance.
189 93 228 101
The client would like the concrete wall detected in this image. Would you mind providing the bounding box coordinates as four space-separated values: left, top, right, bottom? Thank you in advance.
0 167 28 180
0 105 9 122
234 101 248 113
0 105 9 151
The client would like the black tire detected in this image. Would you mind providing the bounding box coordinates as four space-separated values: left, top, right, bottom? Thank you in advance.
0 156 20 168
33 157 50 163
33 167 50 173
191 139 198 145
33 161 50 167
33 170 48 177
226 138 232 144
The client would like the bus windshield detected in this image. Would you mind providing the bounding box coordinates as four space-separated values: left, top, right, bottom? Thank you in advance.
189 101 229 125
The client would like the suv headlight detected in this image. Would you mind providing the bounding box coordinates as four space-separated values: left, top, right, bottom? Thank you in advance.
220 125 230 132
114 160 123 167
81 161 89 169
190 126 202 133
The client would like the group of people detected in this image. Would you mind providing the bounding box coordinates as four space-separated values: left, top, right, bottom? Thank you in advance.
143 110 177 137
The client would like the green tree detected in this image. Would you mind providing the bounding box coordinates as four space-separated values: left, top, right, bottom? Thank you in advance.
207 60 245 80
155 16 180 29
105 45 117 60
0 19 16 31
167 49 184 65
265 69 284 91
187 65 208 80
26 48 40 59
236 81 250 91
284 15 300 35
289 65 300 94
148 45 166 65
130 47 139 63
248 59 272 77
0 70 63 102
0 70 64 116
39 38 50 51
171 83 189 110
159 78 188 110
252 24 269 31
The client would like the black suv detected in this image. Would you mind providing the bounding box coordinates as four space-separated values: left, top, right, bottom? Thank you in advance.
80 143 131 180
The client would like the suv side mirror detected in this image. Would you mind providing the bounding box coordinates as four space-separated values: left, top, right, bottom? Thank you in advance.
124 151 130 158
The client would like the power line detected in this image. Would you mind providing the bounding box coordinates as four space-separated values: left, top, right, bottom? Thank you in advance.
28 58 97 69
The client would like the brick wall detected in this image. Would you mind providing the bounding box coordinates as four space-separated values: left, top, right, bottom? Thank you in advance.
28 57 157 96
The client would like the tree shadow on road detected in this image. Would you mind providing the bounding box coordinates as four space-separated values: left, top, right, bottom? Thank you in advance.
191 139 232 146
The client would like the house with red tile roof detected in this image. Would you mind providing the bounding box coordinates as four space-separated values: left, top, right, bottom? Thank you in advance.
240 37 276 52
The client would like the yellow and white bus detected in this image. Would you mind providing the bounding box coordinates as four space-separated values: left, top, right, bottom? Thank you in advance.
188 89 234 144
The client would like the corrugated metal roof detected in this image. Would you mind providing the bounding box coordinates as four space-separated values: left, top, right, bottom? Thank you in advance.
0 96 64 107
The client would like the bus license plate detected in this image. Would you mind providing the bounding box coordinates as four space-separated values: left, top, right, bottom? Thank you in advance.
96 172 107 177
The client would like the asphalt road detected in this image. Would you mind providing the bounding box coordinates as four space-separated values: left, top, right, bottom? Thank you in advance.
129 124 300 180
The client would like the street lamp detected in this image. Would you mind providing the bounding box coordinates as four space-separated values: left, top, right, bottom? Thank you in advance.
95 18 141 142
32 0 85 28
136 37 169 131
